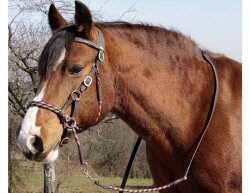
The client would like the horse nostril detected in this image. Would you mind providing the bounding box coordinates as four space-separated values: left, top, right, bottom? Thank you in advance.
31 136 43 153
23 151 33 160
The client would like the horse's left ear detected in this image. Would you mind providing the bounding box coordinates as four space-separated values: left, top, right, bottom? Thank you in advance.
48 4 68 33
75 1 93 34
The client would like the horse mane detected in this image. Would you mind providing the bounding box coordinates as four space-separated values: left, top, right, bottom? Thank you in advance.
97 21 198 44
38 25 78 80
98 21 201 62
39 22 200 80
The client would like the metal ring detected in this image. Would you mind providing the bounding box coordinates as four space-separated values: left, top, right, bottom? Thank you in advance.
64 115 71 122
64 119 76 128
60 137 70 146
71 90 81 101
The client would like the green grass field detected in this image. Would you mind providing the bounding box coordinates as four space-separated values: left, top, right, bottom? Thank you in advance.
15 173 153 193
11 158 153 193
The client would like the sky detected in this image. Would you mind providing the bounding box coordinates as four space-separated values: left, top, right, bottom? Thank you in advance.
84 0 242 62
8 0 241 62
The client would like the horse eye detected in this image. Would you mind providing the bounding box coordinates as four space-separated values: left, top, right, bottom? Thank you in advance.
67 65 83 75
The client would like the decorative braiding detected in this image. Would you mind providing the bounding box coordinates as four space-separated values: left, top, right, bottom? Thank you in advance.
29 101 62 115
83 168 187 193
95 101 102 123
29 101 83 133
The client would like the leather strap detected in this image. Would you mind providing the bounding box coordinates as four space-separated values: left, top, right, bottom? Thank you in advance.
118 51 219 192
74 28 105 51
119 137 142 193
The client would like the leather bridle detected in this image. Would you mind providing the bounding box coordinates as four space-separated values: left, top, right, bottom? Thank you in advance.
28 27 219 193
29 27 105 164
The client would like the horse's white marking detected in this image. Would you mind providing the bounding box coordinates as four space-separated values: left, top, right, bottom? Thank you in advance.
17 48 66 159
43 147 59 163
53 48 66 71
17 82 47 153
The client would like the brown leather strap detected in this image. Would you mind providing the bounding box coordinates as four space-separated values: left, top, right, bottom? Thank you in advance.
80 51 219 193
74 28 105 51
118 51 219 192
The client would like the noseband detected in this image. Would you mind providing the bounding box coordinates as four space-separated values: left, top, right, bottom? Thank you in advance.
29 28 105 163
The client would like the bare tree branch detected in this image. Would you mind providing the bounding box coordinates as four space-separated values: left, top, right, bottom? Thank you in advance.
118 0 141 20
8 87 27 115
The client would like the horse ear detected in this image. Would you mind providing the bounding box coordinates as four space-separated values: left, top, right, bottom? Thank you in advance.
48 4 67 33
75 1 93 34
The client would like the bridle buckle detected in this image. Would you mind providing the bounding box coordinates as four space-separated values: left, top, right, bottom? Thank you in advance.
98 50 105 62
64 117 76 128
84 76 93 87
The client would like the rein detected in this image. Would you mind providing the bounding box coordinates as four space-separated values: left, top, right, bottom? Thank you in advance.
80 52 219 193
29 27 219 192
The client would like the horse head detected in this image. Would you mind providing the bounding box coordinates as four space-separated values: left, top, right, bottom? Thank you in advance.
16 1 115 162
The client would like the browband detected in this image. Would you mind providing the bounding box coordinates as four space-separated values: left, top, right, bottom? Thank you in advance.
74 28 105 51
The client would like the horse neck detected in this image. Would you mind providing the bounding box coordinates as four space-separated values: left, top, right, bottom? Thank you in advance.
103 25 214 153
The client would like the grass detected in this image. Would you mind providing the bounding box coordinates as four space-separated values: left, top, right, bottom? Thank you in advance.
16 173 153 193
12 158 153 193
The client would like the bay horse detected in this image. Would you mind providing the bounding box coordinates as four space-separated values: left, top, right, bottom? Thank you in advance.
16 1 242 193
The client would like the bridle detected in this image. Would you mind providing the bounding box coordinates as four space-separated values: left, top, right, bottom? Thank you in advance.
29 27 105 164
28 27 219 193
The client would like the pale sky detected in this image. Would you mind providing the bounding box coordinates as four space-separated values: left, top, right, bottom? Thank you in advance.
8 0 241 62
85 0 242 62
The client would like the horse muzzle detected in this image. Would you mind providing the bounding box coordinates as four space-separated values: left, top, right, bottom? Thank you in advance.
16 133 59 162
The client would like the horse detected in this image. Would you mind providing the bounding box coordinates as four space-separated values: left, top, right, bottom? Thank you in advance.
16 1 242 193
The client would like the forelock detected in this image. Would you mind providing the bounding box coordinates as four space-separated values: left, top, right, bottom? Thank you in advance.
38 25 78 80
